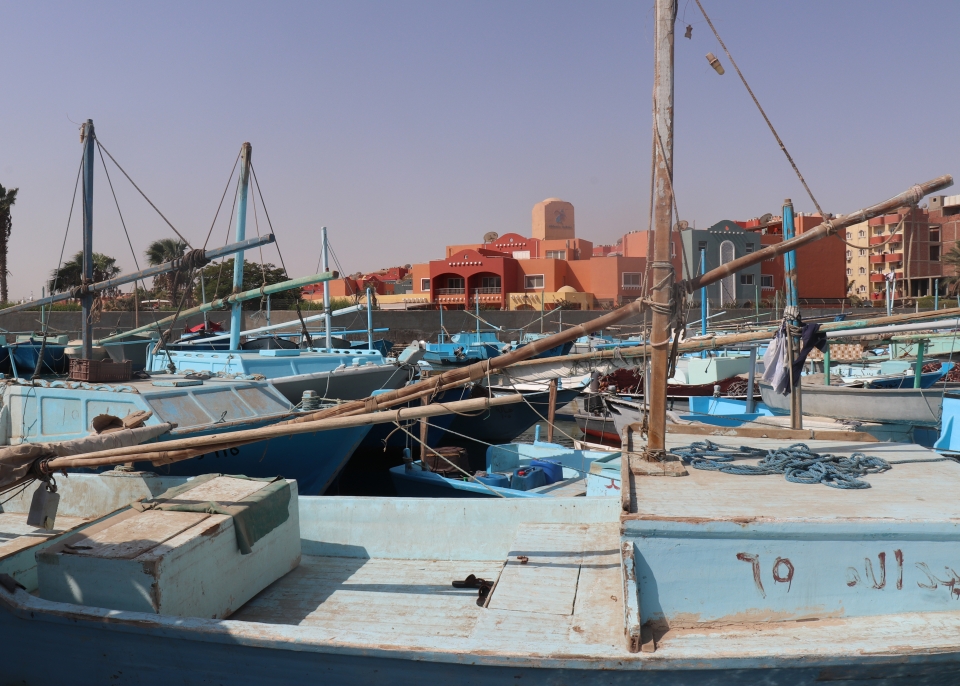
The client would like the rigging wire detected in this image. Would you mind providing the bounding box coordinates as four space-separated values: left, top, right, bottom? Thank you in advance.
96 144 176 369
249 162 314 347
32 151 84 381
693 0 824 220
95 139 193 248
203 150 241 251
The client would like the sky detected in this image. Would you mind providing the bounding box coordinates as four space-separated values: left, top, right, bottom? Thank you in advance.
2 1 958 300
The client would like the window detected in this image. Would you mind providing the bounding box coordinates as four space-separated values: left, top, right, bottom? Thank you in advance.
846 268 852 276
480 276 501 290
545 250 566 260
622 272 642 288
524 274 544 289
859 267 866 275
859 249 866 257
698 240 708 252
845 250 852 259
858 285 866 294
446 277 464 290
745 243 754 254
760 275 773 288
740 274 754 286
859 230 866 238
930 229 940 242
846 232 852 240
420 278 430 292
931 246 941 261
670 242 677 257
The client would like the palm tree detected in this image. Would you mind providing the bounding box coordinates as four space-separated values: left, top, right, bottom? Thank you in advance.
943 243 960 295
48 252 122 295
145 238 188 303
0 184 19 303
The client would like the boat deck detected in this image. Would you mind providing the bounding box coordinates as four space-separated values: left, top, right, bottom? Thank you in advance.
232 522 625 654
0 512 89 559
628 435 960 521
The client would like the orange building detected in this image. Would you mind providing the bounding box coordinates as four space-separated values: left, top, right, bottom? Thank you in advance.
303 266 410 301
412 198 681 309
739 214 847 302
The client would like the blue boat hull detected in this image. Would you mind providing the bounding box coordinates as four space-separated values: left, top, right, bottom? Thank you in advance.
445 388 581 445
130 421 371 495
2 597 959 685
360 387 472 449
9 343 68 377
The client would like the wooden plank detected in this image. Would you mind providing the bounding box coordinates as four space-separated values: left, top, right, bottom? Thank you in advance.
166 476 269 506
628 434 960 522
234 557 502 640
487 523 587 616
0 514 87 558
665 422 879 442
66 510 209 559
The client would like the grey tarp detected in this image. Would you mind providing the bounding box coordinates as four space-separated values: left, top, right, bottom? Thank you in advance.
0 423 176 494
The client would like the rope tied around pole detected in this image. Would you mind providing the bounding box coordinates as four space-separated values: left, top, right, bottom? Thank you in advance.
670 440 891 489
643 260 685 378
175 249 211 272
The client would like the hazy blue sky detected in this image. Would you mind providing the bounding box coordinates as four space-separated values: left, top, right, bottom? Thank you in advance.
2 1 957 299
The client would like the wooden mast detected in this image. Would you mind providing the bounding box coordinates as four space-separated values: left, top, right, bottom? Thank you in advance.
646 0 676 458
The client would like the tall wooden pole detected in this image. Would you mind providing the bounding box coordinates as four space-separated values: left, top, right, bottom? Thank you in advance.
646 0 675 458
80 119 95 359
546 378 558 443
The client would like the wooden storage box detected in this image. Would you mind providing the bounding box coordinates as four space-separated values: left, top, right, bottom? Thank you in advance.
36 476 301 618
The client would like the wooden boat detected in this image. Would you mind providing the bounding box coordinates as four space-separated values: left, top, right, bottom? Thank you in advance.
759 380 943 426
267 358 413 404
389 434 619 498
3 375 370 495
359 386 472 449
7 438 960 684
8 337 69 377
444 384 583 445
574 411 620 443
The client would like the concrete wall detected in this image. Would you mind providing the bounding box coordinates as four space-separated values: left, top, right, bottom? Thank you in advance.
3 306 898 348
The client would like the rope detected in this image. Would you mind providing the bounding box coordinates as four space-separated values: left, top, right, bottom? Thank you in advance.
670 440 890 489
95 140 193 248
249 163 313 348
203 150 241 250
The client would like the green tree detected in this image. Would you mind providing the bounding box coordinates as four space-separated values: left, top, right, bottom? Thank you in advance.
144 238 188 303
194 259 300 309
0 184 18 303
48 251 122 295
943 244 960 295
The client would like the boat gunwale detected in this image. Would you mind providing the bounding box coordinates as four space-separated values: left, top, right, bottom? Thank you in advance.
5 567 960 671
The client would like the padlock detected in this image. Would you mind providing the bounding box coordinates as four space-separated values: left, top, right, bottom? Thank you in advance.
26 482 60 531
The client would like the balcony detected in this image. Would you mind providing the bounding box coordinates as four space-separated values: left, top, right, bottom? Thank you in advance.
471 287 502 294
869 234 902 245
436 288 465 295
869 253 902 264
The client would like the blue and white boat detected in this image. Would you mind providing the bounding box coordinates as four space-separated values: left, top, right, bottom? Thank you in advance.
1 374 369 495
390 430 619 497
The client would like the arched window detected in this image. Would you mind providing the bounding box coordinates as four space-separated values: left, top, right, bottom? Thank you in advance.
719 240 736 306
